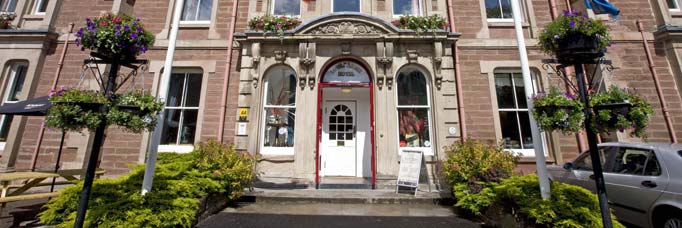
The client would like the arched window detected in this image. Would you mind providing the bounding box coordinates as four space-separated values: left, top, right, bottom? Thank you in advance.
261 66 297 155
396 67 433 155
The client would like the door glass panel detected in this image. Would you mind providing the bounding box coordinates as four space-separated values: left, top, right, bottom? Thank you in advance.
644 153 661 176
611 148 647 174
328 104 354 144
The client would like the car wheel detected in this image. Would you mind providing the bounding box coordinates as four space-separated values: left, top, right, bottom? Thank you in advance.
664 217 682 228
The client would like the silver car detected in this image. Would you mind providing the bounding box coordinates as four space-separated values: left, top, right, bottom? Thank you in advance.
548 142 682 228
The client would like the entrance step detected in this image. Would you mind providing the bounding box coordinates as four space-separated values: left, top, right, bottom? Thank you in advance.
319 177 371 189
242 188 454 205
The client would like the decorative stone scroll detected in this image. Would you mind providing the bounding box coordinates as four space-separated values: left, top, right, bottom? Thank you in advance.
299 42 316 89
433 42 443 90
376 41 394 90
306 21 387 35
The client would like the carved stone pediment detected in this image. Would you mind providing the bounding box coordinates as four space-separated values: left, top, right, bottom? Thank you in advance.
305 21 387 35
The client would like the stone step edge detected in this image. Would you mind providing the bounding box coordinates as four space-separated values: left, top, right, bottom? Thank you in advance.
238 194 455 205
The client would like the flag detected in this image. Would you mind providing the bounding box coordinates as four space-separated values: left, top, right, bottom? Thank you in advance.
585 0 620 19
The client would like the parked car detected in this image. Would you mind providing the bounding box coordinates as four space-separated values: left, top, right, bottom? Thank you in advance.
547 142 682 228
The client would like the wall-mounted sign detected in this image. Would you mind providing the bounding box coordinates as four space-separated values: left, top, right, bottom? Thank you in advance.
323 61 370 83
237 122 247 135
239 108 248 122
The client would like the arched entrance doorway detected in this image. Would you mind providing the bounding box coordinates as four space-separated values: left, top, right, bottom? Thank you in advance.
315 59 375 189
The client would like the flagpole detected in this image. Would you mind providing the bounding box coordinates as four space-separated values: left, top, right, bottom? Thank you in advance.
510 0 551 199
141 0 184 195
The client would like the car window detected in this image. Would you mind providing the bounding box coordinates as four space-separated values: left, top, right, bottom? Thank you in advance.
610 147 658 176
574 147 609 171
643 152 662 176
678 150 682 158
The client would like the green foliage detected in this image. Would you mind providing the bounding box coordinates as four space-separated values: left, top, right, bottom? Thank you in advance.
532 87 585 134
590 85 654 137
453 182 498 215
107 90 164 133
248 15 301 38
538 10 611 56
494 175 625 228
39 140 254 228
442 140 519 191
46 88 109 132
392 15 447 35
75 13 154 60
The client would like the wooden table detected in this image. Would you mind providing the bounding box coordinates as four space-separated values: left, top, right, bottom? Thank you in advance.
0 169 105 214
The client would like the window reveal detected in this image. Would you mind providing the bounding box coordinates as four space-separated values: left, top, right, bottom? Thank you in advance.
181 0 213 22
396 69 432 149
262 67 297 150
495 73 534 150
160 71 202 145
0 63 27 142
272 0 300 16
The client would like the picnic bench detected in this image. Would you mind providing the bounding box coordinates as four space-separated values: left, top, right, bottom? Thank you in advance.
0 169 105 214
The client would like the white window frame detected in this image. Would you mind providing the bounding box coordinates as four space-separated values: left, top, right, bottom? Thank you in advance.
158 69 202 153
33 0 48 15
392 0 422 17
395 66 434 156
179 0 212 24
0 63 27 150
668 0 680 11
332 0 361 13
493 71 548 157
260 66 297 156
485 0 520 23
271 0 301 16
0 0 17 12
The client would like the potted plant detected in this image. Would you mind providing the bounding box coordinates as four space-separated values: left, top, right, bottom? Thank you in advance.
532 87 585 134
590 85 653 137
74 13 154 61
538 10 611 64
248 15 301 38
0 13 15 29
107 90 163 133
46 87 109 132
391 14 447 35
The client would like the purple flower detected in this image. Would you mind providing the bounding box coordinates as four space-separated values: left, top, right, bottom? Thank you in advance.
124 25 129 31
130 33 138 39
115 25 121 30
140 46 148 53
115 31 121 37
570 20 576 28
136 27 142 33
618 126 625 132
75 38 80 46
564 92 574 99
563 10 570 16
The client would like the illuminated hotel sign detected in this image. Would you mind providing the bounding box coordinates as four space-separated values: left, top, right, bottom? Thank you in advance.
323 61 370 83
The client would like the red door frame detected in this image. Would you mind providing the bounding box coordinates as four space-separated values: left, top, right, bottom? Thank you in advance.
315 60 376 189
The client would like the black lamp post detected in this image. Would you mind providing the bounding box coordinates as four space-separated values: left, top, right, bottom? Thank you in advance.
543 58 616 228
73 54 147 228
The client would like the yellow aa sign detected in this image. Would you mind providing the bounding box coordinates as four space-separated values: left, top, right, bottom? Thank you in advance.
239 108 248 121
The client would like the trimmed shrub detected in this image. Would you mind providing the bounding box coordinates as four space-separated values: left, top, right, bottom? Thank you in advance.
39 140 253 228
470 175 626 228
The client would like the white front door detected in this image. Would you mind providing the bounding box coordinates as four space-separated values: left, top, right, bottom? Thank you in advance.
321 101 357 176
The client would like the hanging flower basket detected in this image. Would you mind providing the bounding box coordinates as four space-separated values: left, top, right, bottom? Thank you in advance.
107 90 163 133
248 15 301 38
0 13 15 29
75 13 154 61
532 87 585 134
590 86 653 137
539 10 611 64
391 15 447 35
46 87 109 132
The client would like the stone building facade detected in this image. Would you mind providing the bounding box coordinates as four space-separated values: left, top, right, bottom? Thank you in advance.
0 0 681 189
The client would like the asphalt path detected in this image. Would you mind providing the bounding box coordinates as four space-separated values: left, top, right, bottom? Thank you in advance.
196 213 481 228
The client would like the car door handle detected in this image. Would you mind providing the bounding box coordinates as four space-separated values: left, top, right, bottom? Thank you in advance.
641 180 657 188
